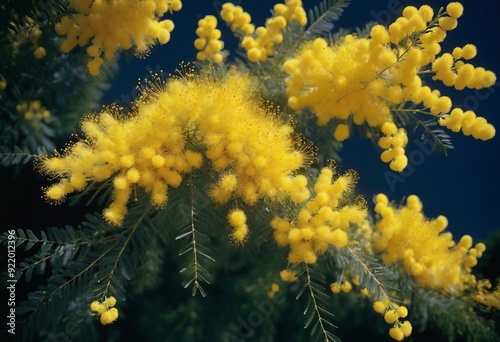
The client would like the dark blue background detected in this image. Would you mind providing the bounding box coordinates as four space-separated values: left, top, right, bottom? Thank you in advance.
101 0 500 240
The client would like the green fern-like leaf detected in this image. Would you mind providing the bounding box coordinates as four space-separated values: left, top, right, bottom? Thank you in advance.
175 179 215 297
295 263 340 342
394 109 454 155
305 0 351 39
0 145 47 166
0 199 161 341
418 120 454 154
335 245 396 304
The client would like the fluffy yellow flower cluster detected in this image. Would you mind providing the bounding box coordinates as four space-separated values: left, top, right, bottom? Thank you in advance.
90 297 118 325
55 0 181 76
439 108 495 140
432 44 494 91
378 122 408 171
271 167 367 265
220 3 254 35
227 209 249 245
16 100 51 122
330 279 353 294
279 269 298 282
373 299 412 341
221 1 307 62
37 72 310 227
10 16 46 59
373 194 484 293
283 2 496 171
194 15 224 64
474 279 500 310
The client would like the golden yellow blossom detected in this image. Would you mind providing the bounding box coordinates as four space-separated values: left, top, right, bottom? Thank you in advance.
90 297 119 325
221 0 307 62
373 193 483 293
55 0 181 76
33 46 46 60
16 100 51 129
333 124 350 142
473 279 500 310
220 3 255 35
10 16 45 59
194 15 225 64
283 3 496 171
271 166 367 265
37 71 311 228
372 298 412 341
100 308 119 325
279 269 298 282
227 209 249 244
378 122 408 172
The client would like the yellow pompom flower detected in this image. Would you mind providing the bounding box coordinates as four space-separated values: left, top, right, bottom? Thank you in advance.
341 280 352 293
280 269 298 282
373 194 484 292
446 2 464 19
228 209 246 227
373 301 386 314
396 306 408 318
400 321 412 336
222 0 306 63
461 44 477 60
194 15 225 64
33 46 46 59
90 297 119 325
271 167 367 264
384 310 398 324
38 71 311 226
230 223 249 245
333 124 350 141
44 184 67 202
330 282 341 294
90 301 107 315
283 3 496 171
439 16 458 30
106 296 117 307
56 0 181 75
389 327 405 341
100 308 119 325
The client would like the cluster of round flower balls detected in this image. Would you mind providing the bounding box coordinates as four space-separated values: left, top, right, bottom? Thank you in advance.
227 209 249 245
377 122 408 172
37 72 312 230
220 3 255 35
432 44 495 91
90 297 118 325
55 0 182 76
330 279 353 294
11 16 46 60
16 100 51 122
220 0 307 63
283 2 496 172
271 167 367 266
474 279 500 310
439 108 495 141
373 299 412 341
194 15 224 64
330 275 373 298
373 193 485 293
